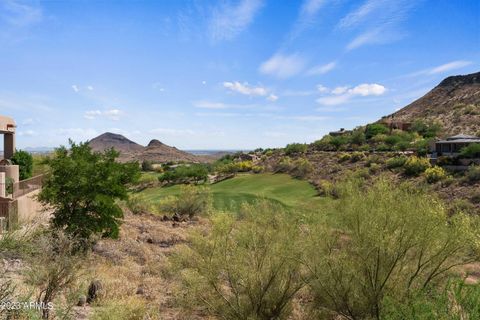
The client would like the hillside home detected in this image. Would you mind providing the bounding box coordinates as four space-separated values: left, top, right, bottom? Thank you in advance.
433 134 480 156
0 115 44 231
329 128 352 136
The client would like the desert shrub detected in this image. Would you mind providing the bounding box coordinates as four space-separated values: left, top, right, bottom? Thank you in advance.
378 144 393 152
365 123 389 139
460 143 480 159
471 192 480 204
410 120 442 138
450 199 476 215
465 165 480 183
91 297 152 320
11 150 33 180
424 166 447 183
368 163 382 174
350 129 366 145
284 143 307 155
160 164 209 183
275 157 293 173
365 155 383 167
126 196 151 215
305 177 480 320
26 231 85 319
5 177 14 195
338 153 351 162
383 280 480 320
394 141 410 151
171 201 304 320
158 185 211 219
385 156 407 169
39 141 140 240
414 138 433 156
291 158 313 179
317 180 340 198
350 151 365 162
141 160 153 171
403 156 431 176
252 165 264 173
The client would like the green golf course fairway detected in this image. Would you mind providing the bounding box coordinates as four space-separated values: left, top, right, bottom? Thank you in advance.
136 173 322 211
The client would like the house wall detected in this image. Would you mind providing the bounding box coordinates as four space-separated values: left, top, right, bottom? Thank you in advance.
16 189 46 224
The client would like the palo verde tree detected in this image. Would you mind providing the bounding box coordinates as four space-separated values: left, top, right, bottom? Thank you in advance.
39 141 140 240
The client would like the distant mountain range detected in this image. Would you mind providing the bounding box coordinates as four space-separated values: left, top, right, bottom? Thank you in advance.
385 71 480 136
87 132 217 163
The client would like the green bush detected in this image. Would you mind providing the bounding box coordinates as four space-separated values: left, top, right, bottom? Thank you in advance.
284 143 307 155
403 156 431 176
291 158 313 179
141 160 154 171
11 150 33 180
460 143 480 159
424 166 447 183
465 165 480 183
350 151 365 162
158 185 212 219
252 165 264 173
305 177 480 319
338 153 351 162
275 157 293 173
365 123 389 139
126 196 151 215
160 164 209 184
410 120 442 138
171 201 304 319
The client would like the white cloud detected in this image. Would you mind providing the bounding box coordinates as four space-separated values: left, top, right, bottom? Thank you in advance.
209 0 264 41
428 60 472 74
307 61 337 75
21 118 34 125
87 85 94 91
84 109 123 121
317 83 387 105
56 128 98 140
331 86 349 95
84 110 102 120
223 81 268 96
193 100 255 110
338 0 384 29
300 0 326 18
267 94 278 102
71 85 79 93
317 85 329 93
259 53 306 78
349 83 386 96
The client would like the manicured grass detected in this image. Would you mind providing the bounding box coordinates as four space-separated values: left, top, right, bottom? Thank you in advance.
136 173 322 211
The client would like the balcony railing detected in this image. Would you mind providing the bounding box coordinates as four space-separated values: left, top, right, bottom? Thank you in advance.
12 174 45 198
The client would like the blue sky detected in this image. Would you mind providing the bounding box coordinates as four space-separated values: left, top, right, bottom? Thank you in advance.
0 0 479 150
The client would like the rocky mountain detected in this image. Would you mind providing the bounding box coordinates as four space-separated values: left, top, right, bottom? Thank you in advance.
139 139 202 163
88 132 207 163
386 72 480 136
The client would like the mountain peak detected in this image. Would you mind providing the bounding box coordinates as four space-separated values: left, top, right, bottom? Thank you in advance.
147 139 166 148
437 72 480 88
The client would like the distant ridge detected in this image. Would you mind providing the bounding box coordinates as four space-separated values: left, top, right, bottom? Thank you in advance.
387 71 480 135
87 132 211 163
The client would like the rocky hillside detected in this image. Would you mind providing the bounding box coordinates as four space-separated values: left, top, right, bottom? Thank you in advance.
387 71 480 135
139 139 202 163
88 132 207 163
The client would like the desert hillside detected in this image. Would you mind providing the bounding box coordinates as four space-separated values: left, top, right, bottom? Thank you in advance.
386 72 480 135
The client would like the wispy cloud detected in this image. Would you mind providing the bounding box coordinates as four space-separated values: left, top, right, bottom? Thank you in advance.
339 0 418 50
405 60 473 77
317 83 387 105
208 0 264 41
428 60 472 74
1 0 43 27
149 128 195 136
259 53 306 78
84 109 124 121
307 61 337 75
288 0 328 39
71 85 80 93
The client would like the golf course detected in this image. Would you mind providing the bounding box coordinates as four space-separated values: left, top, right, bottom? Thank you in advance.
136 173 323 211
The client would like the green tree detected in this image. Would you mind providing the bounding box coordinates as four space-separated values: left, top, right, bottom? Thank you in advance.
284 143 307 155
141 160 154 171
38 141 140 240
11 150 33 180
365 124 389 139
